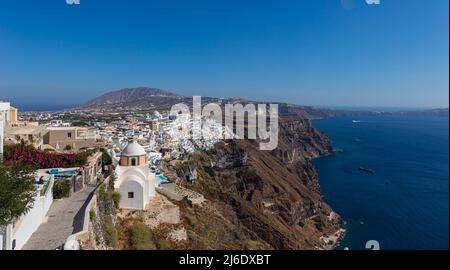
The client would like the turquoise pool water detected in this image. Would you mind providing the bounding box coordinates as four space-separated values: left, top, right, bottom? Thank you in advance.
48 169 78 175
156 175 169 186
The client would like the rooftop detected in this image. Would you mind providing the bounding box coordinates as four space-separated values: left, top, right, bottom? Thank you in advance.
7 125 46 135
46 126 87 131
121 141 146 156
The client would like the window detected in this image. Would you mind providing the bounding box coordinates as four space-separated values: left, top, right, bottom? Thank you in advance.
131 158 137 166
128 192 134 199
67 132 72 138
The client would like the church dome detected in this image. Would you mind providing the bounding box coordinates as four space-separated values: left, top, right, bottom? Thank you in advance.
119 141 147 167
121 141 146 157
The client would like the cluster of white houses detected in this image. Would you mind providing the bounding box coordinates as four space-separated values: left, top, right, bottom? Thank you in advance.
0 104 157 250
0 100 217 250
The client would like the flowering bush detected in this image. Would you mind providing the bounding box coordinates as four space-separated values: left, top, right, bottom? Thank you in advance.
3 143 92 168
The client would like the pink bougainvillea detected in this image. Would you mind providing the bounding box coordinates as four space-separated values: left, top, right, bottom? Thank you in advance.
3 143 91 169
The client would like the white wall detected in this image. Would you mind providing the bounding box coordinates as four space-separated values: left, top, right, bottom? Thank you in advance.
118 180 144 210
11 178 54 250
0 102 8 156
148 173 156 198
0 118 4 156
115 165 155 210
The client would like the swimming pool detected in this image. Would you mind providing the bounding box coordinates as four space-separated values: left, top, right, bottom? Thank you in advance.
155 175 169 187
48 168 79 175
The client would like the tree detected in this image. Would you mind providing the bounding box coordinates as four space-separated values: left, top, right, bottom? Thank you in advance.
0 162 37 226
64 144 72 151
100 148 112 166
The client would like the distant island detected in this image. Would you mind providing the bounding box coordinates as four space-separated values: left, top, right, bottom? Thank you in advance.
76 87 449 119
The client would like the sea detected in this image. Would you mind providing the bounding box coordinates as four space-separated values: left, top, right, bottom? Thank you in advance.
16 104 77 112
312 115 449 250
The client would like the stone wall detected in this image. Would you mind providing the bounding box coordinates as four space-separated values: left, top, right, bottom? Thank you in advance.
83 152 102 186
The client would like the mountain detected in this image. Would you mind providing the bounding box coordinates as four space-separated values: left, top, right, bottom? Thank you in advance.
79 86 346 118
80 86 449 118
82 87 185 108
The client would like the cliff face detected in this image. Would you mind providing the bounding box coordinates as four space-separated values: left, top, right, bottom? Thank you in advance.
171 114 342 250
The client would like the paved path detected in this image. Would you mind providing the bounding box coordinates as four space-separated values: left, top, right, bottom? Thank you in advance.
22 186 96 250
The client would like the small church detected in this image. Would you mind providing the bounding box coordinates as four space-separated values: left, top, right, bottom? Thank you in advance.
114 141 156 210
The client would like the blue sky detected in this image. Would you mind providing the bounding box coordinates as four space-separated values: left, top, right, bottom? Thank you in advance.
0 0 448 109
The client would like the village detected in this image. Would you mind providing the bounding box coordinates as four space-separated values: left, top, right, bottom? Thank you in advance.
0 99 232 250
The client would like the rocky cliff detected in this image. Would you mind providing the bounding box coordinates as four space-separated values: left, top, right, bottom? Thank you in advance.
169 113 343 250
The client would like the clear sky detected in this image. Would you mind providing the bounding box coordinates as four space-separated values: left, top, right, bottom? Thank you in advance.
0 0 448 109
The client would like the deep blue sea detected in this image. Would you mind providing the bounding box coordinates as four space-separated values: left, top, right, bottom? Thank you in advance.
313 115 449 250
16 104 77 112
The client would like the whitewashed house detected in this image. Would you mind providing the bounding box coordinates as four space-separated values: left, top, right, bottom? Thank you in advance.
0 101 11 158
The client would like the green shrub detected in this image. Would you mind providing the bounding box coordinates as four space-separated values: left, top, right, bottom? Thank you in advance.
103 217 118 248
89 209 96 221
157 239 175 250
73 154 88 167
204 166 215 177
72 121 89 127
53 181 70 199
112 192 121 209
97 184 107 201
130 223 156 250
108 173 117 190
134 241 157 250
64 144 72 151
173 162 186 174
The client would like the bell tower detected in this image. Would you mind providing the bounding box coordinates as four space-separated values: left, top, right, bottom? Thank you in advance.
119 140 147 167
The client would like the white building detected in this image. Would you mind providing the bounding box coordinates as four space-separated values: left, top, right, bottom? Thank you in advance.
0 101 11 157
114 141 156 210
